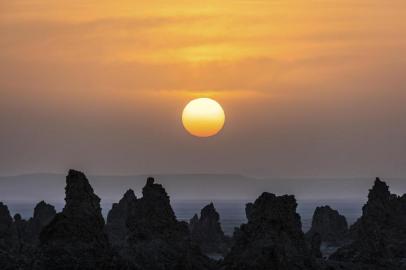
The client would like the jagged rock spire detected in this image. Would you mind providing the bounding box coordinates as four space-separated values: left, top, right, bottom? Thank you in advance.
189 202 229 255
368 177 391 202
330 177 406 268
306 205 348 244
38 169 113 269
33 201 56 226
126 177 215 270
223 192 316 270
106 189 137 247
0 202 13 249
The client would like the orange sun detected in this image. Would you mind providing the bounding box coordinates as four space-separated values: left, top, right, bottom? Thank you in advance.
182 98 225 137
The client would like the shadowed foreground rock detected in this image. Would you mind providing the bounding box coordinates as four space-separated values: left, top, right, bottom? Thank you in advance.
0 202 18 269
306 206 348 244
0 202 14 250
189 203 230 255
24 201 56 245
306 205 348 258
125 177 216 270
37 170 115 270
222 192 317 270
106 189 137 248
330 177 406 269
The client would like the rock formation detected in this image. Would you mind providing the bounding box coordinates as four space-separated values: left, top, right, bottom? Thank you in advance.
38 169 114 270
222 192 317 270
0 202 19 269
306 206 348 244
189 203 229 255
0 202 14 250
105 189 137 248
0 204 34 269
24 201 56 245
330 177 406 269
310 232 322 259
126 177 215 270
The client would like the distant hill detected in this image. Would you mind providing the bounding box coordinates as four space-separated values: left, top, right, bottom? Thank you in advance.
0 173 405 204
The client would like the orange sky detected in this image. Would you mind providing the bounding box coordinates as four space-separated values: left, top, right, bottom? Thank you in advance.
0 0 406 177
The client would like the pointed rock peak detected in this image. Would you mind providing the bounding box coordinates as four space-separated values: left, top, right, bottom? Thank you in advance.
36 200 47 207
190 214 199 226
65 169 99 202
201 202 219 220
0 202 12 225
368 177 390 201
62 170 102 222
33 201 56 221
65 169 97 200
306 205 348 243
122 189 137 201
202 202 215 212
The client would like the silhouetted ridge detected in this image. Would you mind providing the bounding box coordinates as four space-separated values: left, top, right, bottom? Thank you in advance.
22 201 56 245
0 203 25 269
305 205 348 258
106 189 137 247
125 177 216 270
330 177 406 269
38 169 114 269
223 192 316 270
189 203 230 255
0 202 13 248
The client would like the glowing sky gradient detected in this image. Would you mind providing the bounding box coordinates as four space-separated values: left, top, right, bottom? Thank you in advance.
0 0 405 177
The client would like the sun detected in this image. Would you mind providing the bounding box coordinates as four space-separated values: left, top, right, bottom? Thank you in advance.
182 98 225 137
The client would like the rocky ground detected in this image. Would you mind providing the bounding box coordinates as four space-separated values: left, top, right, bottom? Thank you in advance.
0 172 405 270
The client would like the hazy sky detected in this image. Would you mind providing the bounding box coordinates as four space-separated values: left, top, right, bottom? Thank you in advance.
1 0 406 177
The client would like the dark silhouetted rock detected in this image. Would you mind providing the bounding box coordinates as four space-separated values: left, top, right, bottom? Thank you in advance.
106 189 137 248
126 177 215 270
306 206 348 244
0 202 14 250
306 205 348 258
24 201 56 245
0 205 34 269
244 203 253 220
189 203 230 255
330 177 406 269
12 214 28 250
32 201 56 228
223 192 317 270
38 169 114 270
310 232 322 259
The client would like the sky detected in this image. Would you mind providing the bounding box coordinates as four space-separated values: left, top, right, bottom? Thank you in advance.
1 0 406 178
